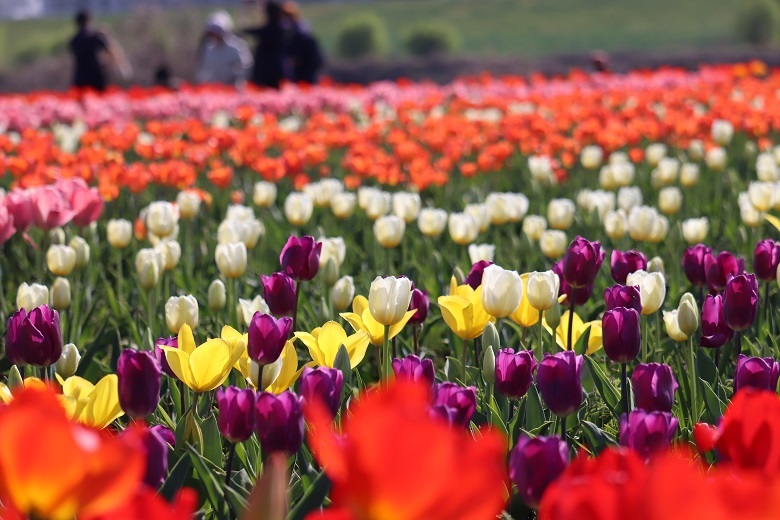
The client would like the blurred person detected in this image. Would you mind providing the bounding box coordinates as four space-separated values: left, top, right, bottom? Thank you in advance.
195 11 253 87
590 50 611 73
245 1 287 89
283 1 324 84
69 9 132 91
153 64 180 90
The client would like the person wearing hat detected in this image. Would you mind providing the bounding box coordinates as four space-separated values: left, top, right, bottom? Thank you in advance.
195 11 253 87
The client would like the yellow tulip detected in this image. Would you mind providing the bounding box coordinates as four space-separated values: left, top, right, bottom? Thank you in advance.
510 273 540 328
294 321 370 369
58 374 124 429
543 311 603 354
234 334 303 394
161 324 244 393
438 278 494 340
0 383 11 404
341 295 416 346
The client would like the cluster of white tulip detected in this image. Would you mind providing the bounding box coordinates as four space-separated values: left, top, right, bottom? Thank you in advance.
663 292 699 342
44 235 91 311
320 236 346 286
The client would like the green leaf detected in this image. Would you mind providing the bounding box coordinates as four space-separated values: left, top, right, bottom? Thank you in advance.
333 344 352 388
700 379 726 424
584 355 620 415
580 420 617 455
200 413 224 467
696 349 718 386
523 384 546 432
186 444 226 512
287 470 331 520
444 356 463 383
160 453 192 501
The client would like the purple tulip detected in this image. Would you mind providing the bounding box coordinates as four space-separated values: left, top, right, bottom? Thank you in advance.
6 305 63 367
254 391 305 454
704 251 744 292
553 260 593 306
604 285 642 313
261 272 297 316
619 410 678 461
151 424 175 448
508 435 569 509
700 294 734 348
216 386 257 443
602 307 641 363
562 236 605 289
431 382 477 427
117 349 162 419
408 288 429 325
722 273 759 332
464 260 492 289
536 351 584 417
155 336 178 378
279 235 322 281
681 244 711 287
247 313 292 365
299 367 344 418
142 426 170 489
610 250 647 285
631 363 678 412
734 354 780 393
392 355 435 386
754 239 780 282
495 348 537 399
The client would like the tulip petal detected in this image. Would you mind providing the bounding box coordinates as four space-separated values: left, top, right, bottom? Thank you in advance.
340 312 366 334
316 321 349 367
344 331 371 369
161 347 195 389
295 331 327 367
359 309 387 345
188 339 232 392
586 320 604 354
353 295 369 316
178 324 197 355
438 295 472 340
388 310 418 340
84 374 124 429
266 341 300 393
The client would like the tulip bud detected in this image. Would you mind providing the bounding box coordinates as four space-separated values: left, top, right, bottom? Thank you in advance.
46 244 77 276
284 192 314 226
368 276 412 325
215 242 248 279
374 215 406 249
7 365 23 390
55 342 81 378
253 181 278 208
117 349 162 419
647 256 665 276
482 322 500 351
50 277 71 311
49 227 66 245
481 265 524 318
711 119 734 145
663 310 688 342
418 208 448 237
176 190 201 220
330 192 357 219
67 236 89 269
135 249 162 290
677 292 699 337
107 218 133 249
482 344 495 384
544 298 562 330
16 282 49 310
164 295 199 334
254 391 304 454
216 387 256 443
331 275 355 311
208 280 226 311
539 230 567 259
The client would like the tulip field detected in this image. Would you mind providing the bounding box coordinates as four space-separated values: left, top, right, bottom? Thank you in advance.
4 61 780 519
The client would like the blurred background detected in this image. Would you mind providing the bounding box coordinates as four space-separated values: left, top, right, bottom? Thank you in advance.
0 0 771 91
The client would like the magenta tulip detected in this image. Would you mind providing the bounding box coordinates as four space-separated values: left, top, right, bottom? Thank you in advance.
279 235 321 281
619 410 678 461
734 354 780 393
216 386 256 443
494 348 537 399
431 382 477 427
509 435 568 509
562 236 605 288
610 250 647 284
754 239 780 281
700 294 734 348
604 285 642 313
254 391 304 454
247 313 292 365
602 307 641 363
392 355 435 386
117 349 162 419
261 272 297 316
631 363 678 413
722 273 759 332
6 305 62 367
536 351 584 417
704 251 744 292
464 260 492 289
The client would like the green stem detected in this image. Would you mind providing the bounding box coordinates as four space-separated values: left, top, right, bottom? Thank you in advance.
688 337 698 425
382 324 391 382
621 362 629 414
567 293 576 351
461 337 467 382
147 289 155 341
538 311 544 356
291 281 301 335
654 311 660 362
643 315 649 362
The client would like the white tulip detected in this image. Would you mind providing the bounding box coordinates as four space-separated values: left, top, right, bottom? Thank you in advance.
448 213 479 245
628 206 659 242
645 143 667 166
46 245 77 276
208 279 226 311
165 294 199 333
374 215 406 248
706 147 727 171
528 155 554 185
505 193 530 223
658 187 683 215
331 275 355 311
331 192 357 219
215 242 248 278
468 243 495 264
55 343 81 378
226 205 255 222
50 277 71 311
239 296 270 326
368 276 412 326
539 230 567 259
526 270 560 311
135 248 162 290
16 282 49 310
358 186 382 210
465 203 490 233
106 218 132 249
392 192 421 223
617 187 643 212
481 265 524 318
648 215 669 243
756 153 779 182
364 191 392 221
284 192 314 226
320 237 346 268
485 193 510 225
680 163 700 187
681 218 709 245
69 236 90 269
522 215 547 241
626 270 666 315
688 139 705 161
547 198 575 230
146 201 178 238
748 181 775 212
711 119 734 145
418 208 448 237
663 310 688 342
677 292 699 336
155 240 181 271
604 210 628 240
176 190 201 220
581 145 603 169
253 181 278 208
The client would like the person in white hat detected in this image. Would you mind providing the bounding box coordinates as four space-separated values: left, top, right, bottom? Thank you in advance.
195 11 253 87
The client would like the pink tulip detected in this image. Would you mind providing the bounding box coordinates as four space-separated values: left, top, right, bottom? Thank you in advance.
0 202 16 244
33 186 74 230
5 190 34 232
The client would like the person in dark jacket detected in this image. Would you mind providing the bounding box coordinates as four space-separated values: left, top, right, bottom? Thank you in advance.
69 10 109 91
245 1 287 89
283 1 324 84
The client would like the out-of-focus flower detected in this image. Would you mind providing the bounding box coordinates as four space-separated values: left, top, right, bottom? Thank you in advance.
465 203 490 233
509 435 568 509
522 215 547 241
46 244 76 276
176 190 201 220
331 192 357 219
581 145 603 169
448 212 479 245
164 295 199 334
539 229 568 259
117 349 161 419
418 208 448 237
215 242 247 278
468 243 495 264
154 239 181 271
680 162 700 187
51 276 71 311
754 239 780 281
331 275 355 311
107 218 133 249
711 118 734 145
619 410 678 460
284 192 314 226
295 321 371 369
146 201 178 238
748 181 775 212
603 209 628 240
734 354 780 393
392 192 421 223
706 146 727 171
374 215 406 248
681 218 709 245
253 181 277 208
632 363 678 413
305 382 508 520
135 248 162 290
69 236 90 269
547 199 575 230
628 206 659 242
392 355 435 386
363 190 391 220
208 279 226 311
